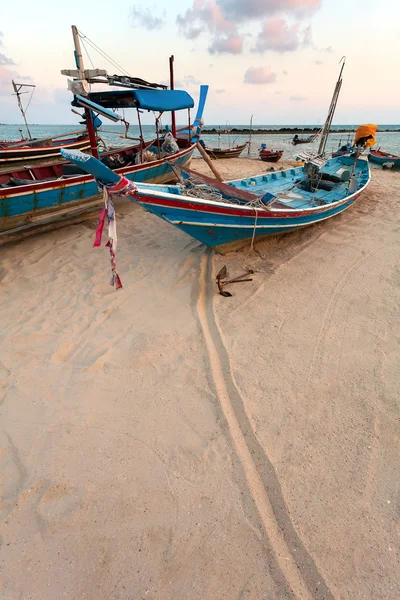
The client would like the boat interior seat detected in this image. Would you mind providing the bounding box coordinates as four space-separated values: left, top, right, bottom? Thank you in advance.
7 176 58 187
62 163 88 176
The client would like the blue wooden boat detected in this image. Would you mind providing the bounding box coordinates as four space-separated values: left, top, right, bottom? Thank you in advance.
61 149 371 254
332 142 354 157
369 149 400 169
0 85 208 234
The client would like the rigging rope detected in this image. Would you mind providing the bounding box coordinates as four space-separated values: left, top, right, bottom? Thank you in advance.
78 30 130 77
80 36 95 69
24 87 35 112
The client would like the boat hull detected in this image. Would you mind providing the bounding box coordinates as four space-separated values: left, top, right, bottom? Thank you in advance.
204 143 247 159
369 150 400 168
292 139 313 145
0 136 92 164
0 145 195 234
259 150 283 163
135 188 364 253
126 155 370 253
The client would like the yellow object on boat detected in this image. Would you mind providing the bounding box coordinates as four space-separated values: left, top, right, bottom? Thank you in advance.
354 124 378 148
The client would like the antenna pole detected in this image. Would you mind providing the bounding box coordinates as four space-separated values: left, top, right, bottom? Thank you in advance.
12 80 33 140
71 25 99 158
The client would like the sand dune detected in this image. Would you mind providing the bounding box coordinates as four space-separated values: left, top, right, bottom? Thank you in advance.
0 163 399 599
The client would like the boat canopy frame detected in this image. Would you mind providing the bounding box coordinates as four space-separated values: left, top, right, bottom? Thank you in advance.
73 88 196 159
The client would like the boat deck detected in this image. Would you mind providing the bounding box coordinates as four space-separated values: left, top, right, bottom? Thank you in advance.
136 155 370 211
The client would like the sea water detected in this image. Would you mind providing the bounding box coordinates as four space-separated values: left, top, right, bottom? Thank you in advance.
1 123 399 160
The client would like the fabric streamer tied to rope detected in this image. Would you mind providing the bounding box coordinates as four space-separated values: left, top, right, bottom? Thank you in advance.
93 177 137 290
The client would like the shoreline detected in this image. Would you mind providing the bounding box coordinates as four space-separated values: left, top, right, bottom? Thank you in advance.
200 127 400 135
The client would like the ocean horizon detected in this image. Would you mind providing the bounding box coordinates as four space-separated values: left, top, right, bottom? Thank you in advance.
1 123 399 159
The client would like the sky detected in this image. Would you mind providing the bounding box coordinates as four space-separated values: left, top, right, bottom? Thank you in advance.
0 0 399 125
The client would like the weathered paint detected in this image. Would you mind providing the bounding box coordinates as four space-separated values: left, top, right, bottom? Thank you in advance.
0 145 195 234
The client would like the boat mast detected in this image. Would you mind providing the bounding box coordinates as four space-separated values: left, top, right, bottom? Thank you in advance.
169 55 176 137
317 57 345 156
248 114 253 156
71 25 99 159
12 80 35 140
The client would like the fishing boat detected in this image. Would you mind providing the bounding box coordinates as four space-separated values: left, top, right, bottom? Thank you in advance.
292 134 316 146
61 149 371 255
0 89 207 234
369 148 400 169
58 57 370 257
203 142 247 159
0 26 208 235
332 142 354 158
0 80 93 164
0 133 93 164
259 146 284 163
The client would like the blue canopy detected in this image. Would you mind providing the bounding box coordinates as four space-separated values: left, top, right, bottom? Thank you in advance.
72 89 194 112
134 89 194 111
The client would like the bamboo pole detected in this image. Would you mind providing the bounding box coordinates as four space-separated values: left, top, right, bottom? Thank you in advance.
71 25 99 159
196 141 224 182
248 114 253 156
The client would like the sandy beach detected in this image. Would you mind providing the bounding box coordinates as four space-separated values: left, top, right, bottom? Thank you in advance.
0 159 399 599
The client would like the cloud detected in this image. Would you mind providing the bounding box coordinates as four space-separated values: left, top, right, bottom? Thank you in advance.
177 0 235 39
0 32 15 66
160 75 201 89
0 66 32 96
130 5 166 30
322 45 333 52
314 60 323 65
219 0 321 19
274 90 282 94
253 16 312 53
290 95 306 101
209 35 244 54
183 75 202 85
282 70 288 75
176 1 322 56
244 66 277 84
0 53 14 66
216 88 226 93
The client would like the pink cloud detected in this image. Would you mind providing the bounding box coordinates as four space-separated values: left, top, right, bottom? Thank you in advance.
0 66 32 96
177 0 236 39
253 16 312 52
209 35 244 54
244 66 277 84
219 0 321 19
176 1 322 56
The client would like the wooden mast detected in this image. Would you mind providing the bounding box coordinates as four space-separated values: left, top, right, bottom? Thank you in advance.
71 25 99 159
169 55 176 137
317 57 346 157
248 114 253 156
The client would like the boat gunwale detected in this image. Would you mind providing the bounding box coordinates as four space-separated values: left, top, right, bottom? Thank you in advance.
0 144 196 198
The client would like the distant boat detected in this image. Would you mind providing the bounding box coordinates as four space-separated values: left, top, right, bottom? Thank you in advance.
0 80 93 165
203 141 247 159
332 142 354 157
259 146 283 163
369 148 400 169
292 134 316 145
